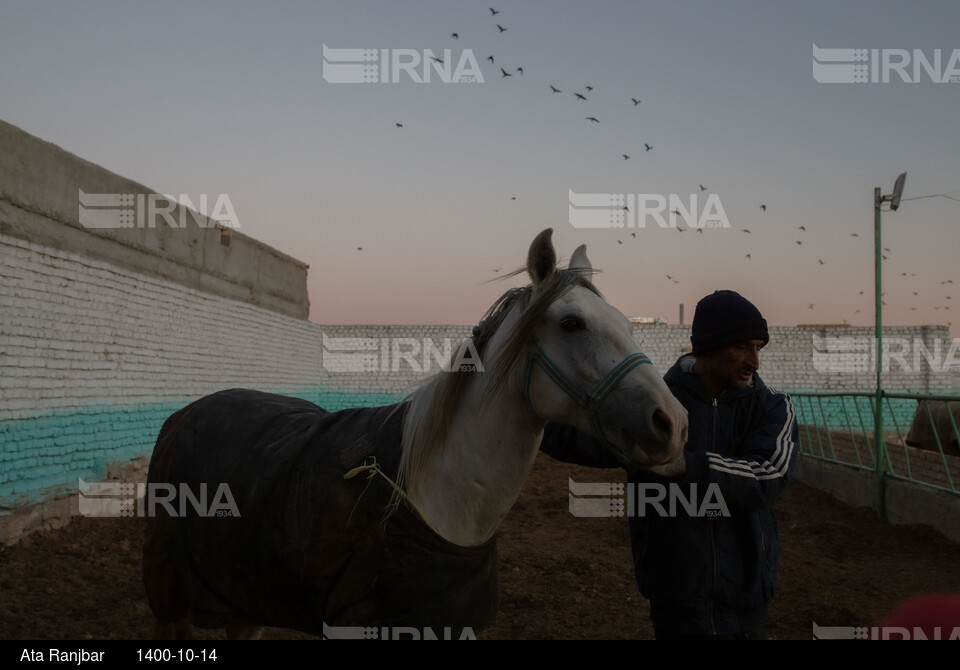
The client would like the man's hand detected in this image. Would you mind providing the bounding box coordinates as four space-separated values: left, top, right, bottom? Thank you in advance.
645 453 687 478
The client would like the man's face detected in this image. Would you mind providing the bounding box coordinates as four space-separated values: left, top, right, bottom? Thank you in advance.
696 339 764 397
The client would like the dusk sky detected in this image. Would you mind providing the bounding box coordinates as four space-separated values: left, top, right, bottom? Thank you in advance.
2 1 958 338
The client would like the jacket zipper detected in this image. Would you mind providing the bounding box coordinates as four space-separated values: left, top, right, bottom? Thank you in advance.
709 397 719 636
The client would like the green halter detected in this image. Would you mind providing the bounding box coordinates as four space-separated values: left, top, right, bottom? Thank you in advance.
523 343 652 467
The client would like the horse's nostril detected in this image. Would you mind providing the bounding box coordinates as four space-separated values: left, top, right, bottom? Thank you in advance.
651 408 673 442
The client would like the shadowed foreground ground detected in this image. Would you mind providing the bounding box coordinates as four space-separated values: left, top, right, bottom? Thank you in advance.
2 453 959 640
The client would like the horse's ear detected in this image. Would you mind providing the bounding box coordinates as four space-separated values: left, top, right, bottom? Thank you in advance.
568 244 592 276
527 228 557 286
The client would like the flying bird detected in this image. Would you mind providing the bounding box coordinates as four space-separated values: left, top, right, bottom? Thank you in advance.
549 85 562 93
516 67 523 75
395 123 403 128
644 143 653 151
760 204 767 211
587 116 599 123
622 154 630 160
489 7 499 14
631 98 641 105
798 225 806 231
430 56 443 64
699 184 707 191
450 33 459 39
497 24 507 32
574 92 587 101
500 68 512 78
487 55 495 64
585 85 593 91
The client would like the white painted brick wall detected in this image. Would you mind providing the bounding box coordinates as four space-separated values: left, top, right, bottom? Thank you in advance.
3 231 954 422
0 235 323 420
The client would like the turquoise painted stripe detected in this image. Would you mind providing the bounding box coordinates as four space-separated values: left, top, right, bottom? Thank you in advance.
287 389 406 412
0 389 405 508
785 390 920 432
0 401 184 506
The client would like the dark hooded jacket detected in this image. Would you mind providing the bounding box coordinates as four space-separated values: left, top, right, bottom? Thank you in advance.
540 353 798 636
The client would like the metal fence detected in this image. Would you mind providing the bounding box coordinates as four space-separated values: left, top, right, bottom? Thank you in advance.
787 391 960 518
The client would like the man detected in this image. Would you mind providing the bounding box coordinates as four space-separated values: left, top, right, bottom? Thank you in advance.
541 290 798 639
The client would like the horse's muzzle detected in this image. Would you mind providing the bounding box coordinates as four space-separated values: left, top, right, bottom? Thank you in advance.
618 397 688 469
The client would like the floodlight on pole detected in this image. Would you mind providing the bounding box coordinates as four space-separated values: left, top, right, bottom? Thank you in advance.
889 172 907 211
873 171 906 520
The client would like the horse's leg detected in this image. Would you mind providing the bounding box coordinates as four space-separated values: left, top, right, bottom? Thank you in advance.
226 626 264 640
152 618 194 640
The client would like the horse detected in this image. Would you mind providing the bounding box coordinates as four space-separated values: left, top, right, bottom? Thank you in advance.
142 228 689 639
905 399 960 458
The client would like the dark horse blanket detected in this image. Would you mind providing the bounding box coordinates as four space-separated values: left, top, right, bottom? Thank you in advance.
143 389 499 636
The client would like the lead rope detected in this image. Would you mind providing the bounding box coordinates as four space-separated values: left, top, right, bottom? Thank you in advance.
343 456 441 536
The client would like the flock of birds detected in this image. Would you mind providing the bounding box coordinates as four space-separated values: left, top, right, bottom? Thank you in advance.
381 6 955 331
394 8 656 162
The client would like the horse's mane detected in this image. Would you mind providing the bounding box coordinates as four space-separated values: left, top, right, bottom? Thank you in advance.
394 266 602 501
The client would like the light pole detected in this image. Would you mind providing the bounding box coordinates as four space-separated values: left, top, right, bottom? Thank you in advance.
873 171 906 520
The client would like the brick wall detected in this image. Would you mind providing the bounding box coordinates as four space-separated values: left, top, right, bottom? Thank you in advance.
0 235 325 514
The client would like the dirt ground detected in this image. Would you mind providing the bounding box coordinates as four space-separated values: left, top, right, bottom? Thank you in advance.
2 452 959 641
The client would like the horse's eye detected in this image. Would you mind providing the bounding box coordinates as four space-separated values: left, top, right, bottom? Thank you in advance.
560 316 585 332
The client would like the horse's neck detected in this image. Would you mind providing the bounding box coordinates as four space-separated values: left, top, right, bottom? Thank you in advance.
409 377 544 547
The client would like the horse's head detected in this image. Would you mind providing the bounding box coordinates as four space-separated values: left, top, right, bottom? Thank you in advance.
504 228 688 470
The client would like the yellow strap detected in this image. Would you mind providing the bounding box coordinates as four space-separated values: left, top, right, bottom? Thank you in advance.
343 457 440 535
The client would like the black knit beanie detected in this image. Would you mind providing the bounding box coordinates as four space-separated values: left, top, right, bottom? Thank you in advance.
690 290 769 356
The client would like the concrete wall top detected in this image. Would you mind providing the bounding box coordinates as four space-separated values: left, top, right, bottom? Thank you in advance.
0 119 310 319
